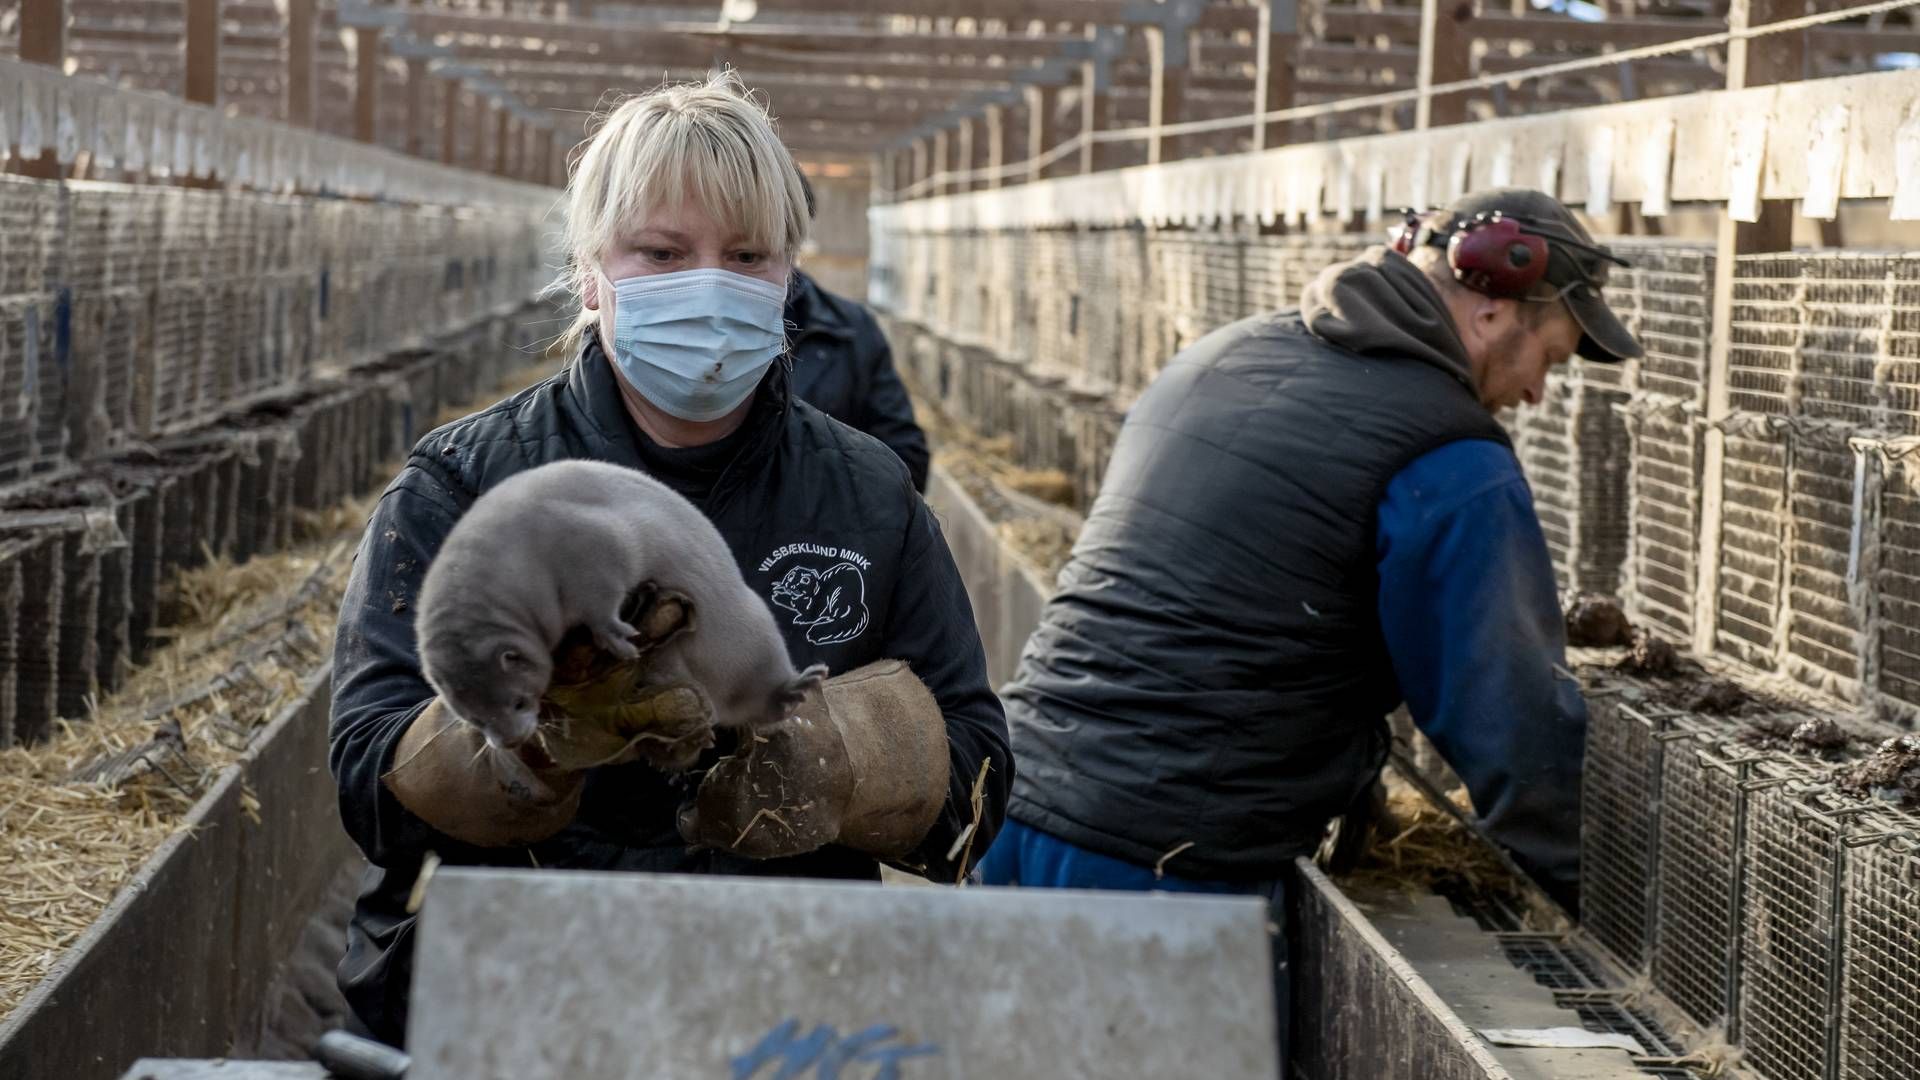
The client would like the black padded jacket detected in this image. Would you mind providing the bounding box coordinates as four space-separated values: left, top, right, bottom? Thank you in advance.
327 335 1009 1045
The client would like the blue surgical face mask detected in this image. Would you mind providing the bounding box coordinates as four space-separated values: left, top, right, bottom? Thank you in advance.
600 267 789 422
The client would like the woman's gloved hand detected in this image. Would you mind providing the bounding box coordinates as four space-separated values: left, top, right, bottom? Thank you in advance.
538 586 716 773
381 584 716 848
676 660 949 861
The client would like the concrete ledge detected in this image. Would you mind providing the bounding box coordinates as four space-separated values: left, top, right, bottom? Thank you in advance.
924 463 1055 690
0 666 356 1080
1290 859 1515 1080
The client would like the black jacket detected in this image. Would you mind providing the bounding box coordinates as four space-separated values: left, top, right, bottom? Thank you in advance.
1004 250 1510 881
785 271 930 491
327 336 1009 1045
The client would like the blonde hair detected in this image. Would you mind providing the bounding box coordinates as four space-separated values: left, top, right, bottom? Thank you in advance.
555 71 810 353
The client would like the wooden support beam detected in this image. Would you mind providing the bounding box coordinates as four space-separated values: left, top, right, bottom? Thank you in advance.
478 98 497 174
1691 0 1808 661
354 26 381 144
1414 0 1471 128
405 59 430 158
1147 23 1189 165
1027 84 1059 184
1255 0 1297 151
1080 32 1112 175
931 129 950 196
17 0 67 178
742 0 1260 34
20 0 67 67
911 138 929 197
442 81 462 165
955 116 976 194
184 0 219 105
984 103 1009 190
286 0 315 126
496 108 515 177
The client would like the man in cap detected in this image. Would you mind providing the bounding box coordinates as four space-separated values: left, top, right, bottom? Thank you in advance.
976 189 1641 1059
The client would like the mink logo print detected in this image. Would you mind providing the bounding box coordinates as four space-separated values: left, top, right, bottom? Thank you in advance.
760 542 873 646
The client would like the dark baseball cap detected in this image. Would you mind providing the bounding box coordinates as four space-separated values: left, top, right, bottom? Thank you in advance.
1442 187 1643 364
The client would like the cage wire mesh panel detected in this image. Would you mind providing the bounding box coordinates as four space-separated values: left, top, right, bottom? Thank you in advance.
1580 696 1663 970
1738 771 1855 1080
1649 718 1753 1031
1723 254 1920 703
1838 815 1920 1080
1609 242 1714 641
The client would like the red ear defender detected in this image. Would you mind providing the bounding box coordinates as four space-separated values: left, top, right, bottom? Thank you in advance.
1447 215 1550 298
1388 208 1426 255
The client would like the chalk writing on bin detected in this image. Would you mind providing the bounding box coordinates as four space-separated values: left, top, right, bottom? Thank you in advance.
731 1019 942 1080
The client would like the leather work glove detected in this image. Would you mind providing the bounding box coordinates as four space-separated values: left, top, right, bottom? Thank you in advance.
677 660 950 861
382 584 716 848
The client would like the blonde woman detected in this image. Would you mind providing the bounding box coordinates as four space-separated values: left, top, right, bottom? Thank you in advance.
327 74 1010 1046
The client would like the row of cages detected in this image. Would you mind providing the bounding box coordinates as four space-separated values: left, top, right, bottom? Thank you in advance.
1578 660 1920 1080
0 307 548 749
870 229 1920 721
0 174 556 481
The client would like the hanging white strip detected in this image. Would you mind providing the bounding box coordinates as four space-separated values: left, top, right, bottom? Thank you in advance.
171 106 194 177
122 99 146 172
93 93 120 170
192 109 216 179
1410 143 1432 210
1446 140 1472 203
1892 114 1920 221
1802 103 1850 220
0 68 15 164
1365 158 1386 225
1641 118 1675 217
1585 126 1615 218
1537 140 1562 198
1727 113 1769 223
17 75 44 160
53 86 80 165
1334 149 1356 223
1490 137 1515 188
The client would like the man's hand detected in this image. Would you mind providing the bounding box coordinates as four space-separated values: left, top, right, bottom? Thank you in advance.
677 660 949 861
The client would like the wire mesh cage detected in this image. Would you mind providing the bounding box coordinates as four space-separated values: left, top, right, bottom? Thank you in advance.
1649 716 1760 1032
1581 696 1667 970
1608 242 1714 642
1837 807 1920 1080
1737 765 1870 1080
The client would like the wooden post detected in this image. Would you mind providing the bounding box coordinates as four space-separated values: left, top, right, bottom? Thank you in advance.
354 27 382 144
911 138 929 198
1690 0 1807 660
19 0 65 70
1254 0 1298 151
184 0 220 106
1027 84 1058 184
405 59 429 157
286 0 315 126
1414 0 1471 129
1147 23 1188 165
494 104 512 177
931 129 950 196
441 82 461 165
984 104 1008 190
17 0 66 178
470 93 491 171
540 128 558 186
955 117 975 194
1079 31 1111 174
893 148 912 201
